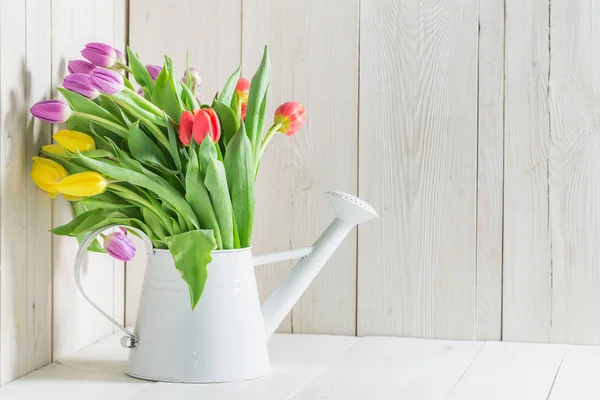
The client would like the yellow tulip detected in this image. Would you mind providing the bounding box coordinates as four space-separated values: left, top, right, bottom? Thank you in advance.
53 130 95 153
63 194 82 201
30 156 68 198
42 144 70 156
57 172 108 197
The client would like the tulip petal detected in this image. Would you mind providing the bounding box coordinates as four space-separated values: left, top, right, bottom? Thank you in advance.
57 172 108 197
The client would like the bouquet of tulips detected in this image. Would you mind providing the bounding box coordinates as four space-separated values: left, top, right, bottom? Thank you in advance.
30 43 306 308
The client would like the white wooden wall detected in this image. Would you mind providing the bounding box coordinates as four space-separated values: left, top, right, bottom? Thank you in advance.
2 0 600 386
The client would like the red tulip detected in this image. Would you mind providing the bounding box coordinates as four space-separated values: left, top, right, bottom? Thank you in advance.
241 102 247 120
179 110 195 146
192 108 220 144
274 102 306 136
235 77 250 102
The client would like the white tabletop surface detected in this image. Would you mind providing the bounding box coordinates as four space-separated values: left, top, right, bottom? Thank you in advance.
1 331 599 399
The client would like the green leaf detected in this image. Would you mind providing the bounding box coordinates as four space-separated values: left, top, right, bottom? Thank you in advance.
224 123 255 247
111 90 168 127
164 113 183 173
72 202 105 253
128 121 169 168
255 82 270 149
76 154 200 230
127 47 155 95
198 134 217 176
204 158 234 249
52 208 129 237
98 96 133 127
181 83 200 111
212 99 239 147
218 66 241 108
152 56 184 123
141 207 168 239
58 88 120 124
164 230 216 310
185 147 222 248
245 47 271 154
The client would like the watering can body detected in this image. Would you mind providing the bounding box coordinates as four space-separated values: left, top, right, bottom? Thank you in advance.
74 191 377 383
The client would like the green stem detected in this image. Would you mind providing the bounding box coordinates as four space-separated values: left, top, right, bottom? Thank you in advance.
114 62 133 75
71 111 129 137
255 123 281 167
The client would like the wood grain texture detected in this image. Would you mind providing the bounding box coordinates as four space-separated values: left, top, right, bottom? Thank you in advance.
357 0 478 339
502 0 551 342
548 0 600 344
476 0 504 340
25 0 53 374
50 0 126 359
0 0 29 385
126 0 241 326
241 0 359 334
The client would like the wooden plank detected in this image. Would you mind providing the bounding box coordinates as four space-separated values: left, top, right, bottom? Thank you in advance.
291 337 483 399
242 0 359 335
0 0 29 385
548 0 600 344
503 0 551 342
128 335 358 400
50 0 125 359
126 0 241 326
357 0 478 339
25 0 53 374
446 342 565 400
547 345 600 400
476 0 504 340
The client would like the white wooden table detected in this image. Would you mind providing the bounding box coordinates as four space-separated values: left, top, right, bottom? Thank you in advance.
1 332 599 399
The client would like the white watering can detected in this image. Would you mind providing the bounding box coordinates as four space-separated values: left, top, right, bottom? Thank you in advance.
75 191 377 383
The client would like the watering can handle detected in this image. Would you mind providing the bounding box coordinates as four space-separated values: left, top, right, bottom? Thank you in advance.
74 224 154 348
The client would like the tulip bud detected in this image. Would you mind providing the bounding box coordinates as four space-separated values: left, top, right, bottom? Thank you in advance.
235 77 250 103
63 73 100 99
89 67 124 95
67 59 96 75
274 102 306 136
30 156 68 198
42 144 69 156
30 99 71 124
103 229 136 261
115 49 126 64
53 130 95 153
57 171 108 197
192 108 220 144
183 67 202 90
146 65 162 81
81 42 120 68
179 110 195 146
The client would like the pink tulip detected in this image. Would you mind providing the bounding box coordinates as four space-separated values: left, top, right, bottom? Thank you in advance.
146 64 162 81
192 108 220 144
67 60 96 75
63 73 100 99
89 67 124 94
182 67 202 89
103 229 136 261
274 102 306 136
81 42 120 68
30 99 71 124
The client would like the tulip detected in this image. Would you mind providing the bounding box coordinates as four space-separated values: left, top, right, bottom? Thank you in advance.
89 67 124 94
63 194 82 201
102 229 136 261
30 156 68 198
41 144 69 156
57 171 108 197
67 60 96 75
81 42 120 68
179 110 195 146
53 130 95 153
192 108 220 144
30 99 71 124
241 102 247 120
274 102 306 136
183 67 202 90
115 49 126 64
146 64 162 81
63 73 100 99
235 77 250 102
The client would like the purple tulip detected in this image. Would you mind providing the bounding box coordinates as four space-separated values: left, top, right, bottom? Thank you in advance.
103 230 136 261
30 99 71 123
89 67 124 94
146 64 162 81
67 59 96 75
63 73 100 99
81 42 119 68
115 48 126 64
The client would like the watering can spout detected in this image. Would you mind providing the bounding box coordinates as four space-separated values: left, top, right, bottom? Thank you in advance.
259 191 378 338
